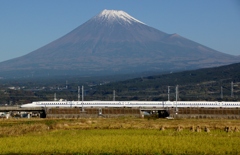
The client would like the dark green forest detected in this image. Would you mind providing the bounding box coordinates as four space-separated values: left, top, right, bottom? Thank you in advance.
0 63 239 105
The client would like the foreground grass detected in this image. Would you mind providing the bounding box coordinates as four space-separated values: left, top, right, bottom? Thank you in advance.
0 118 240 154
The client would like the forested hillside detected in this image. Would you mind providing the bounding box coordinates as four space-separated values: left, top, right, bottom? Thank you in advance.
0 63 239 105
89 63 240 101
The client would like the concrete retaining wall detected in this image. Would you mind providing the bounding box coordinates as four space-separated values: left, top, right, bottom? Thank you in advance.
46 108 141 118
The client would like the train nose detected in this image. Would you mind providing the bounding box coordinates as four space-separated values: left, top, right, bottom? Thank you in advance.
20 103 32 108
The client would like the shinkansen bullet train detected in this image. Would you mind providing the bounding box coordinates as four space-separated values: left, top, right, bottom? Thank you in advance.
21 100 240 108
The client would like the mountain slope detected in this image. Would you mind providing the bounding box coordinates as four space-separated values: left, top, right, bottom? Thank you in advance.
90 62 240 101
0 9 239 77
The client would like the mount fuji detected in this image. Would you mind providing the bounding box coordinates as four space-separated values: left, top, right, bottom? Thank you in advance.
0 9 239 77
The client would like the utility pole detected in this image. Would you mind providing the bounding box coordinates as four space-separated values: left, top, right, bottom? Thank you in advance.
54 93 57 101
168 86 170 101
113 90 115 101
221 86 223 99
82 85 84 112
231 81 234 98
78 86 80 101
82 86 84 102
175 85 178 114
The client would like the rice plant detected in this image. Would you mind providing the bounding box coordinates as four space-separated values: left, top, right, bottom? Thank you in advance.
0 118 240 154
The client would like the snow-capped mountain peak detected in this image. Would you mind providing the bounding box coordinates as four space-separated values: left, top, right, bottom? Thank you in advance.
94 9 145 25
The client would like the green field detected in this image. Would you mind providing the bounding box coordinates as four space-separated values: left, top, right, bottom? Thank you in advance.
0 118 239 155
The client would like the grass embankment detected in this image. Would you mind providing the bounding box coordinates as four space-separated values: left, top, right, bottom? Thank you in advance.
0 118 240 154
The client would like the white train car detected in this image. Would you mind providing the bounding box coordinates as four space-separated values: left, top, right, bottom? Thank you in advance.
20 100 240 108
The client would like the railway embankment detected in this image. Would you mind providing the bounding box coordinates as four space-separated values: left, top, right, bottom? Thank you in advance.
0 106 240 119
173 107 240 119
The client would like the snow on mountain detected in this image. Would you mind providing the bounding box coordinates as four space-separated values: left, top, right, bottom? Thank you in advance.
93 9 145 25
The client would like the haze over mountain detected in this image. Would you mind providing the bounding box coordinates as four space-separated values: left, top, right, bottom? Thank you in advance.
0 9 239 77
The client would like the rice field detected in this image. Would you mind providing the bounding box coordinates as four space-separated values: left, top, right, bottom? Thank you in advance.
0 118 239 154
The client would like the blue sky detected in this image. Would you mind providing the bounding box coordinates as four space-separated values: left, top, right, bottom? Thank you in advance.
0 0 239 62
